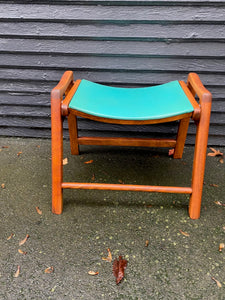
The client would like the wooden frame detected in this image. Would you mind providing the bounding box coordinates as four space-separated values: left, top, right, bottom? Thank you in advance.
51 71 212 219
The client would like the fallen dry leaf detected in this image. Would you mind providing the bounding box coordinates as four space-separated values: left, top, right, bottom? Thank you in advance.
2 146 9 149
179 229 190 237
223 226 225 231
84 159 93 164
18 249 27 255
91 174 95 181
207 148 223 157
118 179 124 184
35 206 42 215
17 151 22 156
211 276 222 288
14 266 21 278
19 234 29 246
7 233 15 240
102 248 112 262
219 157 224 164
219 243 224 252
88 271 99 276
209 184 219 187
1 183 5 189
145 240 149 247
214 201 225 207
168 148 175 156
63 158 68 165
45 266 54 274
113 256 128 285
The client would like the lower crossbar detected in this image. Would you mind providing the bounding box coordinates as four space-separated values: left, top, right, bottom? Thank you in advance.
61 182 192 194
78 137 176 148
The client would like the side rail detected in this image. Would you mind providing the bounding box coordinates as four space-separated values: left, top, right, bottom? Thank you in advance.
51 70 74 104
187 73 212 109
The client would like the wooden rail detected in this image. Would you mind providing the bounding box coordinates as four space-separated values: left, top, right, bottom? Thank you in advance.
77 137 177 147
61 182 192 194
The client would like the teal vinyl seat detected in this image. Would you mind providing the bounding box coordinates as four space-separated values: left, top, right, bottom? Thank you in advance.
69 79 194 120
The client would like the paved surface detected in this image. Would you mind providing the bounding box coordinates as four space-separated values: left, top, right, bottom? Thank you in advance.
0 137 224 300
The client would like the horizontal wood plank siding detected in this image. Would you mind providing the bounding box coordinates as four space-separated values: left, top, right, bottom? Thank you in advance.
0 0 224 145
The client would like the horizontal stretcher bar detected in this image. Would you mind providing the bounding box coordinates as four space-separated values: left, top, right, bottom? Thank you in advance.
77 137 177 148
61 182 192 194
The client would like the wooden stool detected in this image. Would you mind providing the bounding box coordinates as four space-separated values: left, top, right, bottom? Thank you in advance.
51 71 212 219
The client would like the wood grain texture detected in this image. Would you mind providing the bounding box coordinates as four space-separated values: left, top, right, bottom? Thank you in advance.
1 4 225 21
61 182 192 194
0 1 224 145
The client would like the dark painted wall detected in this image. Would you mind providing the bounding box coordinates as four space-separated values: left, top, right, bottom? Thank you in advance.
0 0 225 145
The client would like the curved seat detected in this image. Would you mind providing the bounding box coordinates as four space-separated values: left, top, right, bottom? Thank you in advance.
69 79 194 120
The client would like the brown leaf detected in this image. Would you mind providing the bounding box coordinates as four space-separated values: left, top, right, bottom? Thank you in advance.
214 201 225 207
14 266 21 278
211 276 222 288
1 183 5 189
219 157 224 164
18 249 27 255
168 148 175 156
84 159 93 164
179 229 190 237
63 158 68 165
145 240 149 247
7 233 15 240
118 179 124 184
209 184 219 187
17 151 22 156
207 148 223 157
2 146 9 148
45 266 54 274
113 256 128 284
19 234 29 246
35 206 42 215
219 243 224 252
88 271 99 276
102 248 112 262
91 174 95 181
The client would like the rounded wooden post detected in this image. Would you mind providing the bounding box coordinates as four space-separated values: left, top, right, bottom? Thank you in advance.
173 117 190 159
189 91 212 219
51 89 63 214
68 114 80 155
51 71 74 214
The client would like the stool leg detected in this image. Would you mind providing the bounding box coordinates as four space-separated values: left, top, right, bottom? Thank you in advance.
68 114 79 155
51 98 63 214
173 117 190 159
189 100 211 219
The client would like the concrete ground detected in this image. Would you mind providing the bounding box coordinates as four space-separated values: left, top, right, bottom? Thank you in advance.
0 137 224 300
